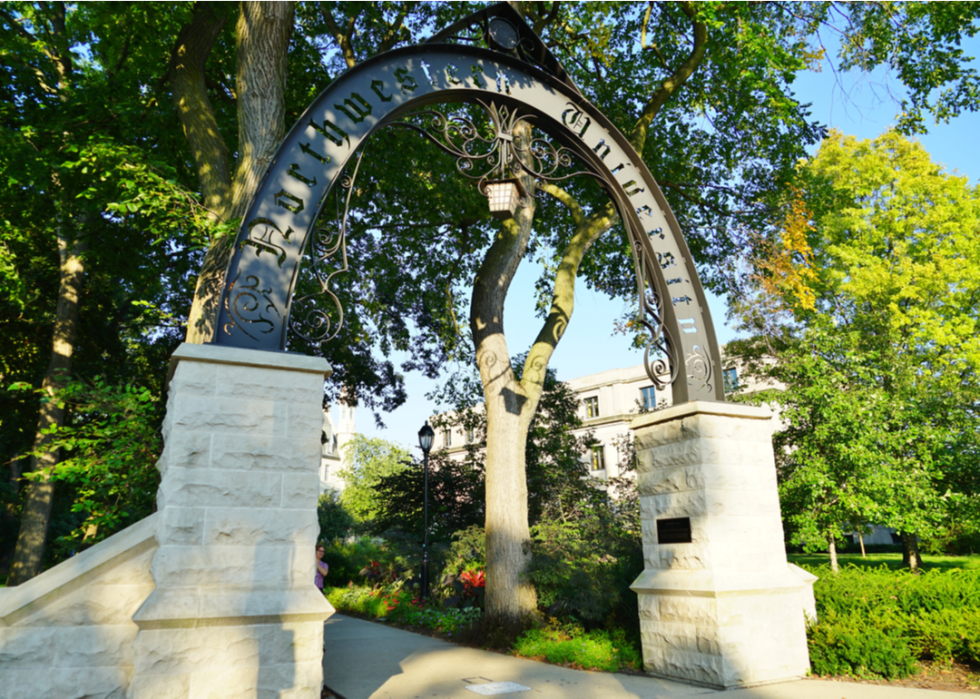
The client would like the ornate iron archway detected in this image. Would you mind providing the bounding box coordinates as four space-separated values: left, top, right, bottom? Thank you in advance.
213 4 725 403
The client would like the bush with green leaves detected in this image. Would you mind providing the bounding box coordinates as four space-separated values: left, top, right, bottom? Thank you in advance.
527 512 643 630
8 377 161 561
317 491 355 544
326 583 483 634
806 564 980 677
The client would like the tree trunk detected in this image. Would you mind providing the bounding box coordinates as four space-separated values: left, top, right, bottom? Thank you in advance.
901 532 922 572
472 121 540 630
230 1 294 216
828 537 839 574
179 1 294 344
7 230 88 586
858 530 866 558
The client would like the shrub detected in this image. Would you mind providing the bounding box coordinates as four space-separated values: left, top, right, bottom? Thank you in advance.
527 516 643 630
805 564 980 677
808 610 917 679
321 536 388 586
326 585 388 618
317 492 355 544
326 583 483 634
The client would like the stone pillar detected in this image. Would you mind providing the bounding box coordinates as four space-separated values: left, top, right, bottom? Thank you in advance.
630 401 811 690
128 343 334 699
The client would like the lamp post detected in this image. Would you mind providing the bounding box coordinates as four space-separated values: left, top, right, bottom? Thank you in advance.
417 420 434 599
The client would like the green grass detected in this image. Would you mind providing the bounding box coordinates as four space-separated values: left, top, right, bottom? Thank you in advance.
788 552 980 572
513 622 642 673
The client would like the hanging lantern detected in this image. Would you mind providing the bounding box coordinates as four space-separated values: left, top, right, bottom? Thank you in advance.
484 177 527 220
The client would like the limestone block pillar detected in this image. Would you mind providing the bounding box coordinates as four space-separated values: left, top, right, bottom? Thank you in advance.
630 401 811 689
128 343 334 699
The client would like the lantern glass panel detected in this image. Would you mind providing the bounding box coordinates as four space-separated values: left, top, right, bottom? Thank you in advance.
486 181 520 219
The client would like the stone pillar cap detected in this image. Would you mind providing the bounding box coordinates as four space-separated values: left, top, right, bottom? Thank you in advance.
630 400 772 430
168 342 332 385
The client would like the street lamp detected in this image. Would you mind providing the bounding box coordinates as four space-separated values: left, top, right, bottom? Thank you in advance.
417 420 435 599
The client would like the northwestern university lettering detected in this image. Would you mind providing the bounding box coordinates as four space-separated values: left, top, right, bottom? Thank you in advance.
214 21 724 403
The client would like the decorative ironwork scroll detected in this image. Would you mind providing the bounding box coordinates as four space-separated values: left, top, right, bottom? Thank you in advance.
213 2 725 403
384 102 600 206
288 151 361 346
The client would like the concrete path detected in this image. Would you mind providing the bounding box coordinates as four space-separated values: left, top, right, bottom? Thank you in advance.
322 614 969 699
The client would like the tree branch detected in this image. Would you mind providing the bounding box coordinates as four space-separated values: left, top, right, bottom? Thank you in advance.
630 1 708 154
379 2 413 52
641 1 669 69
167 1 233 220
320 5 357 69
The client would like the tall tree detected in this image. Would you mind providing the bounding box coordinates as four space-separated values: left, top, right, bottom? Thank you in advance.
729 129 980 571
1 3 213 582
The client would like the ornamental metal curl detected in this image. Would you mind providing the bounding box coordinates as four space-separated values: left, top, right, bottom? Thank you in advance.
287 151 361 346
384 101 601 207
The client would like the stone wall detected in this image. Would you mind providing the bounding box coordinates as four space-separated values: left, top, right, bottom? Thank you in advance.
0 515 158 699
0 343 334 699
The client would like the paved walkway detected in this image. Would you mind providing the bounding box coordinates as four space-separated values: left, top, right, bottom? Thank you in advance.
322 614 969 699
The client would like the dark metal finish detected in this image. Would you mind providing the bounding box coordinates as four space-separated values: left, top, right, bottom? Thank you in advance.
657 517 692 544
212 5 725 403
418 421 435 600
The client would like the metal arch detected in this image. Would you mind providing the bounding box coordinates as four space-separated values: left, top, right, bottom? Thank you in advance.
212 43 725 403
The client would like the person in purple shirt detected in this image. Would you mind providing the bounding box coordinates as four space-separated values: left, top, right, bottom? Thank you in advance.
315 544 329 591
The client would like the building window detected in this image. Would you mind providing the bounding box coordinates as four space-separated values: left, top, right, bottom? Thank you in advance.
641 386 656 410
466 427 475 444
585 396 599 419
444 429 452 448
723 367 738 393
590 445 606 471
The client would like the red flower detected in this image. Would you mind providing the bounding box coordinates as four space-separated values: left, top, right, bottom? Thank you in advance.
461 569 485 592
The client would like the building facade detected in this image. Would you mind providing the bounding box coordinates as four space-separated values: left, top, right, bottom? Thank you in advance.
438 362 748 479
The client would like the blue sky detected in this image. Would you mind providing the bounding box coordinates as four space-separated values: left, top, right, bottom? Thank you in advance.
348 41 980 453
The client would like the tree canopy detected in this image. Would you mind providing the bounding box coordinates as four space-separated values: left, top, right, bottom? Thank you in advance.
729 129 980 570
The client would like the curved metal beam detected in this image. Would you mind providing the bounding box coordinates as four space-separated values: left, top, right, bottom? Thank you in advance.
213 43 725 403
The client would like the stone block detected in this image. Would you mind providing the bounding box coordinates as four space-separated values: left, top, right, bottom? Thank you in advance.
282 472 320 510
646 490 709 518
157 467 282 509
213 364 324 404
133 587 331 627
127 672 190 699
204 508 318 547
169 395 275 435
149 545 298 588
658 544 711 570
55 624 137 667
284 404 327 443
0 626 58 665
276 622 325 664
658 596 717 627
637 594 660 621
0 666 131 699
32 584 152 626
132 625 276 675
157 506 205 546
158 431 212 472
637 465 700 497
209 434 311 473
170 360 219 398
